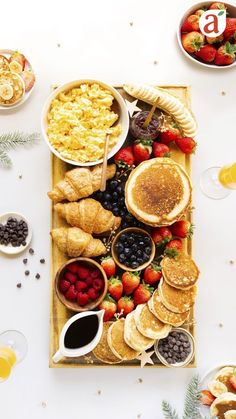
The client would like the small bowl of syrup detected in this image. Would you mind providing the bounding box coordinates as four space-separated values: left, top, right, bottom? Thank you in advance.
55 257 108 312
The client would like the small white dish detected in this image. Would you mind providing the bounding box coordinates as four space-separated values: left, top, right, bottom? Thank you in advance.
154 328 195 368
199 362 236 418
177 2 236 69
41 79 129 167
0 49 35 110
0 212 32 255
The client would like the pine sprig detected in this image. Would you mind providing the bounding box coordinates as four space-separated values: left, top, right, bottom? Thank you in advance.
182 375 201 419
0 131 40 168
162 401 180 419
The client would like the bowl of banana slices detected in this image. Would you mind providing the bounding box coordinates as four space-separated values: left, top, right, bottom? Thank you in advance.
0 49 35 109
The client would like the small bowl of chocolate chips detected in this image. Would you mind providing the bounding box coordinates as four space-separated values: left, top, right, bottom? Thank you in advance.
0 212 32 255
154 328 195 368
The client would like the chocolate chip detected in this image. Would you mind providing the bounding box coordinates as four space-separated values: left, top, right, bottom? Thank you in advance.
40 259 45 264
35 273 40 279
16 283 22 288
23 258 28 265
25 270 30 276
29 248 34 255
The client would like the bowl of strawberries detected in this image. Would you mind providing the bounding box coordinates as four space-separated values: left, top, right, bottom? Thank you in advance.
55 258 108 312
177 2 236 68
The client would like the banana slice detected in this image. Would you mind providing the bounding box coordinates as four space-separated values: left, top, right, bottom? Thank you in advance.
224 410 236 418
209 379 228 397
123 84 197 138
9 60 22 74
0 83 14 100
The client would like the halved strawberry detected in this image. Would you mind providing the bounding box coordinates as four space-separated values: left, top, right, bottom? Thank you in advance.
201 390 215 406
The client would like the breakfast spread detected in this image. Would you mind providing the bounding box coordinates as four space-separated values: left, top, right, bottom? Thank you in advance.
0 217 28 247
47 82 122 163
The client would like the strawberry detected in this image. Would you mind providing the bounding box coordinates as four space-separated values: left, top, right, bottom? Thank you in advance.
90 269 101 279
143 263 162 285
9 51 25 69
133 283 154 305
201 390 215 406
77 266 90 279
159 129 180 145
153 142 170 158
65 285 78 301
164 239 183 258
87 288 99 301
175 137 197 154
101 256 116 278
181 32 205 54
195 44 217 62
93 278 104 291
98 294 117 321
65 271 77 284
195 9 205 16
122 271 140 295
75 280 87 292
228 369 236 391
170 220 194 239
133 139 153 164
223 18 236 41
151 227 172 246
59 279 70 293
77 291 89 306
209 2 226 9
21 70 35 92
108 276 123 301
117 296 135 316
215 42 236 65
114 146 135 168
181 15 200 33
67 262 79 273
206 34 224 44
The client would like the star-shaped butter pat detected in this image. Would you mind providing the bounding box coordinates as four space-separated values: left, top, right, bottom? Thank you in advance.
125 99 141 117
136 350 154 368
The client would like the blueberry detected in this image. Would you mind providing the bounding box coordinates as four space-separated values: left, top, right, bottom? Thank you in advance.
112 191 118 200
96 191 103 200
145 246 151 255
130 254 136 262
137 249 142 257
103 201 109 208
104 193 112 201
110 180 119 190
137 258 143 265
131 243 138 251
131 261 139 269
119 210 126 218
120 234 127 242
127 236 135 245
124 248 131 256
144 236 150 244
116 185 123 195
115 243 124 254
113 208 120 216
112 201 118 207
119 253 126 262
143 253 150 261
139 241 145 246
119 197 125 206
121 222 128 228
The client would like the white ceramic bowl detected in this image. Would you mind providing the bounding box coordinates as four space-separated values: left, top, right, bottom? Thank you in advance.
0 212 32 255
41 79 129 167
199 362 236 418
177 2 236 69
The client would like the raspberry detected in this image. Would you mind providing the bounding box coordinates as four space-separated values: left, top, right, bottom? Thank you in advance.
77 292 89 306
77 266 90 279
87 288 99 301
65 285 78 301
93 278 103 291
75 280 87 292
65 271 77 283
59 279 71 293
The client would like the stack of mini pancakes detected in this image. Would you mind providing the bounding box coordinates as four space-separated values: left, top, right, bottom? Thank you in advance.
93 253 199 364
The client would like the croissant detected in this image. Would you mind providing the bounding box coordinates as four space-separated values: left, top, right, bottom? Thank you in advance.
54 198 121 234
51 227 106 258
48 164 116 203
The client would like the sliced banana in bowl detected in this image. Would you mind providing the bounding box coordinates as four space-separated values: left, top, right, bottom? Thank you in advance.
208 379 228 398
0 71 25 106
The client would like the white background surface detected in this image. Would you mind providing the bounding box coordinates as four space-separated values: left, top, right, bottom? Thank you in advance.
0 0 236 418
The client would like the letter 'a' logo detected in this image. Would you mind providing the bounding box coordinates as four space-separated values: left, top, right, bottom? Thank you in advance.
199 9 226 37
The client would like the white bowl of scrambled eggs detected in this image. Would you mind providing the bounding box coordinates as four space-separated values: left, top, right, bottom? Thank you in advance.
41 79 129 166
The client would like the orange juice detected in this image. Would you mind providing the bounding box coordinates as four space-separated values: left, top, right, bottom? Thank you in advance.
218 163 236 190
0 347 16 381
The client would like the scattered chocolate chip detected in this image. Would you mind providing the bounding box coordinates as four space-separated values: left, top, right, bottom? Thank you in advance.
41 401 47 408
138 378 143 383
57 43 61 47
29 248 34 255
25 270 30 276
229 260 234 265
129 21 133 26
97 390 101 395
35 273 40 279
16 283 22 288
18 175 22 179
221 91 226 96
153 60 158 65
23 258 28 264
40 258 45 264
219 322 223 328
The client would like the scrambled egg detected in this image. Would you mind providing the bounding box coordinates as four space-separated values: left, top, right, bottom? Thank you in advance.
47 83 122 163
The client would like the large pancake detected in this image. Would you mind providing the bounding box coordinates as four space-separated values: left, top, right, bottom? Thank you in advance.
159 278 197 313
161 254 199 290
92 321 121 364
148 290 190 327
125 158 192 227
134 303 171 339
107 319 139 361
124 312 155 352
210 393 236 419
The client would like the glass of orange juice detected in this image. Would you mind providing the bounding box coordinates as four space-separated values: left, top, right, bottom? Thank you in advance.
200 163 236 199
0 330 27 382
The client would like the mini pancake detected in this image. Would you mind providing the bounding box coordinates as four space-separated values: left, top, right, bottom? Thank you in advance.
107 319 139 361
161 254 199 290
0 71 25 106
124 311 155 352
148 289 190 327
125 158 192 227
210 393 236 419
159 278 197 314
225 410 236 419
92 321 121 364
214 367 236 395
134 303 171 339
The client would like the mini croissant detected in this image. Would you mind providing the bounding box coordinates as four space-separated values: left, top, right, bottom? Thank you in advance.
51 227 106 258
48 164 116 203
54 198 121 234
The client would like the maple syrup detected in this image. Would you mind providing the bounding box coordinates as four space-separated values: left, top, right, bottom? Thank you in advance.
64 315 99 349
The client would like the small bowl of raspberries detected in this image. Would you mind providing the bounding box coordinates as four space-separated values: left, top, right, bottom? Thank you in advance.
55 258 108 312
177 2 236 68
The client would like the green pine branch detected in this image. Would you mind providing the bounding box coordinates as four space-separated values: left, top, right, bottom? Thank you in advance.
162 401 180 419
0 150 12 167
0 131 40 168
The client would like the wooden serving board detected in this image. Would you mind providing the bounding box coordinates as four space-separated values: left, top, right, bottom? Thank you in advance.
49 85 195 368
